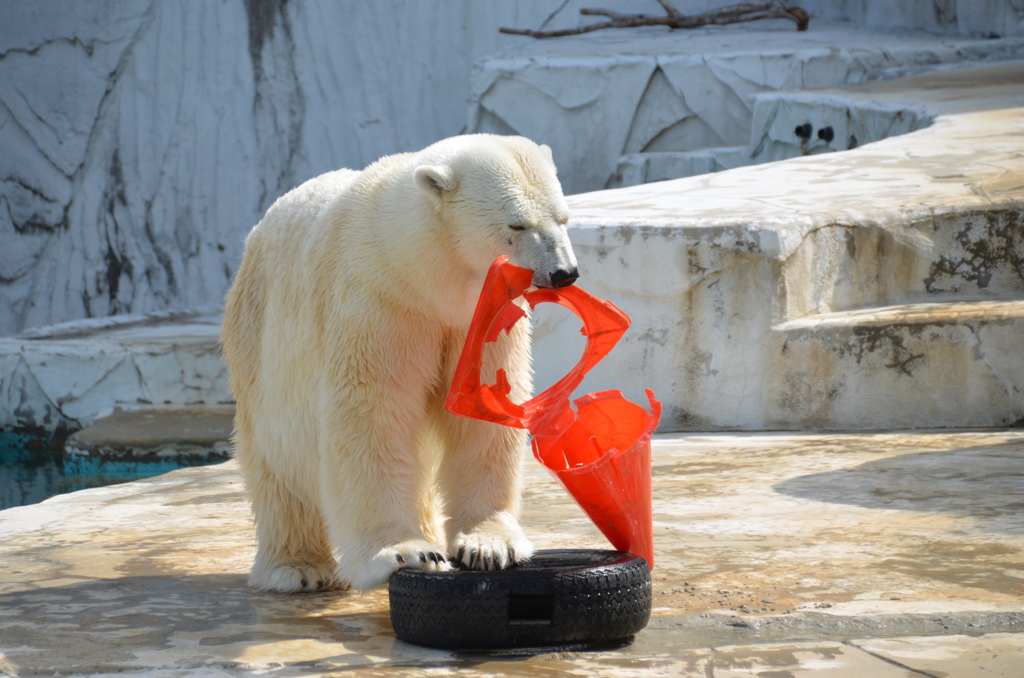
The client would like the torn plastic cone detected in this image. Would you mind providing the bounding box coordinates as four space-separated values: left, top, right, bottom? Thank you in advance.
446 256 661 568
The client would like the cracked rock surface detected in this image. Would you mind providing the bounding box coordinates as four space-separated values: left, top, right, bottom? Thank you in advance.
0 309 227 433
469 22 1024 194
0 1 592 336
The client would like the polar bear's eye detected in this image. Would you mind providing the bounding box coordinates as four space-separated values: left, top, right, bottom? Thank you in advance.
508 224 527 231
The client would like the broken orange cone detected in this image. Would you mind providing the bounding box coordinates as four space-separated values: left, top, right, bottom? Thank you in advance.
532 389 660 570
446 256 661 568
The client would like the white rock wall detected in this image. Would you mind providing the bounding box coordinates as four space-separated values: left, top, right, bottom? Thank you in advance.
536 60 1024 431
0 310 228 434
2 0 1020 337
748 95 934 164
0 0 661 337
958 0 1024 37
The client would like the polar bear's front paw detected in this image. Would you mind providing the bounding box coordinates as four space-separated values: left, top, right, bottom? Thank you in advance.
450 522 534 571
249 559 339 594
390 540 451 571
350 540 451 591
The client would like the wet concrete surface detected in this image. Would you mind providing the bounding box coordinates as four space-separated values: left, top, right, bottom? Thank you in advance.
1 429 1023 676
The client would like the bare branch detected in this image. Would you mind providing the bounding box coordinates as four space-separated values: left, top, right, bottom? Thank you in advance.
579 8 650 21
500 20 628 39
500 1 810 38
657 0 683 20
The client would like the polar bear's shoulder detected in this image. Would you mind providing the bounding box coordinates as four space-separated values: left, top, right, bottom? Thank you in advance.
251 168 360 243
278 168 361 215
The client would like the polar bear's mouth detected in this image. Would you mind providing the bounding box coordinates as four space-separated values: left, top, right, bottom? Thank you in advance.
529 265 579 290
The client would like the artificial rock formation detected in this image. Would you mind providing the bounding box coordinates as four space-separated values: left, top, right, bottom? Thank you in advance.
0 0 585 336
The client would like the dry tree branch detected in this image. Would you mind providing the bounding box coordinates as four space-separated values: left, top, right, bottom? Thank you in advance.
655 0 683 20
500 0 810 38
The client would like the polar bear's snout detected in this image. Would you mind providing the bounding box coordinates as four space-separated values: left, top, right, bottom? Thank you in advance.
518 222 579 289
550 266 579 288
530 254 579 289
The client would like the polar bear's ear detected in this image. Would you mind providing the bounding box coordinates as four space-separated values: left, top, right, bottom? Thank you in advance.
539 144 554 163
414 165 456 210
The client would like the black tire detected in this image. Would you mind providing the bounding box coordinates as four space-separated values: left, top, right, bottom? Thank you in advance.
388 549 651 650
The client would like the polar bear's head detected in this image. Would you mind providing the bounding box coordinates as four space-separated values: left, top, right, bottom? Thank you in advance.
414 135 578 289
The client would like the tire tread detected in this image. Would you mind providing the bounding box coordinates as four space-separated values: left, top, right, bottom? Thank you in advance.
389 550 651 649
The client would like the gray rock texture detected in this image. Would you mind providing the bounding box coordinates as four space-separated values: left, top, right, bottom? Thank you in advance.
0 309 227 433
0 0 630 336
3 1 1023 336
470 24 1024 194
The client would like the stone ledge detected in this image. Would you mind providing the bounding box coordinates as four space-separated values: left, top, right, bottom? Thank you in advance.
776 298 1024 331
0 309 231 434
775 313 1024 428
614 146 749 187
536 62 1024 430
615 60 1024 187
13 306 222 341
749 59 1024 164
64 406 234 461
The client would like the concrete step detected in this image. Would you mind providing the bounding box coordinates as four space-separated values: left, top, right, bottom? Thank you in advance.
772 299 1024 429
615 59 1024 187
613 146 748 188
748 60 1024 165
63 406 234 462
779 205 1024 323
777 298 1024 331
547 62 1024 431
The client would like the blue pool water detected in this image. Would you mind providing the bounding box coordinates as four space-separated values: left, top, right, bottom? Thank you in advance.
0 431 229 511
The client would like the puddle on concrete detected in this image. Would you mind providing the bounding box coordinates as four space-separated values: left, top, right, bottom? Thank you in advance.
0 431 230 511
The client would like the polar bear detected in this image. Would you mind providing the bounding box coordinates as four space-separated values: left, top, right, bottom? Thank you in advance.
221 134 578 592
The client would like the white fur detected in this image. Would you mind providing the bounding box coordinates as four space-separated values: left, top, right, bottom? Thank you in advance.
222 135 575 592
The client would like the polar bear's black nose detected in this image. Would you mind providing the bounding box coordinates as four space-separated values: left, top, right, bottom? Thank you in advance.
551 267 579 288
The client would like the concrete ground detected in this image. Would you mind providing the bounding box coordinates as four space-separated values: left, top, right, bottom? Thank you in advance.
2 425 1023 676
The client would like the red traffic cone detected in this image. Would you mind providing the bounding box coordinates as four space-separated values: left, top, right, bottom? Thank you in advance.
446 257 660 568
532 389 660 569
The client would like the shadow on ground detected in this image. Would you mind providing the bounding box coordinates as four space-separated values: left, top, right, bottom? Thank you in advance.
773 439 1024 525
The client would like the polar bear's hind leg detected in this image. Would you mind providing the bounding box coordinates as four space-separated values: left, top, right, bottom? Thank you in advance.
239 448 340 593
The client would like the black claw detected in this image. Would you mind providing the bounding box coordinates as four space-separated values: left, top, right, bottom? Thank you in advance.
456 546 466 563
300 577 308 588
509 547 516 563
396 553 405 564
419 552 427 564
438 554 447 563
469 548 479 569
429 552 439 564
483 554 493 570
